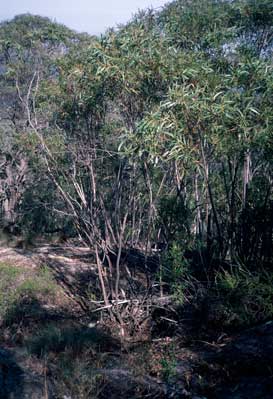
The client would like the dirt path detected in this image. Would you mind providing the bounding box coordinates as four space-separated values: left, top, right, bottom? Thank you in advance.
0 244 94 271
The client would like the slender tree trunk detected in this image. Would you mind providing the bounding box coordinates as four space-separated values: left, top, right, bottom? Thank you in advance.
242 150 251 208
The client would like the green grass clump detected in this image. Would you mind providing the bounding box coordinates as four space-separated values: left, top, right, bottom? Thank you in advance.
53 353 105 399
0 262 57 326
27 324 111 357
210 267 273 328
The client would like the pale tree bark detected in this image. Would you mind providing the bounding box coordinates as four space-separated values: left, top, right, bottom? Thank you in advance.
0 156 28 230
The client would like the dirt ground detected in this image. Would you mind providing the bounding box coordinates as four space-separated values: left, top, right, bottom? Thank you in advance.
1 243 273 399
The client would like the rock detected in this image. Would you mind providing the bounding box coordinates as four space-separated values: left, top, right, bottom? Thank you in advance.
0 349 23 399
214 376 273 399
21 372 53 399
0 348 53 399
218 321 273 372
94 368 167 398
206 322 273 398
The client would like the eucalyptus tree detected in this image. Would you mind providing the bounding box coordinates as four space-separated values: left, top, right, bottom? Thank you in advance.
9 0 271 330
31 14 189 332
130 0 273 268
158 0 273 57
0 14 90 233
27 1 272 328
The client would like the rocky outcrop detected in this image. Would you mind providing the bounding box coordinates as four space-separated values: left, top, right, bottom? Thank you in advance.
0 349 52 399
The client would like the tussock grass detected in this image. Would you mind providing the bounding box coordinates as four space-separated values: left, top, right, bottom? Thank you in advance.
0 262 57 326
206 267 273 329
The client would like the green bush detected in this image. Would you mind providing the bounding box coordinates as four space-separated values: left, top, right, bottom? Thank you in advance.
208 267 273 328
161 243 191 305
160 356 177 382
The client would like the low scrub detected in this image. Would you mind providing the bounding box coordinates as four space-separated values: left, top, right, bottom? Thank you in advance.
205 267 273 329
0 262 57 326
27 324 119 357
51 351 106 399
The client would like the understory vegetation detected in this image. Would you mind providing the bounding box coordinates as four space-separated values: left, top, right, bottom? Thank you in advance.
0 262 57 326
0 0 272 398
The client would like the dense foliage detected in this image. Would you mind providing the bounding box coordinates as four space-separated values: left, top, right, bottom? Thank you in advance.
0 0 272 331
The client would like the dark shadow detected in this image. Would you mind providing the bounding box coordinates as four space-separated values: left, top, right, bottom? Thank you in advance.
2 294 120 355
109 247 160 274
10 244 156 310
3 296 81 334
44 256 99 310
0 348 24 399
182 322 273 399
41 246 151 308
27 324 120 357
1 296 120 398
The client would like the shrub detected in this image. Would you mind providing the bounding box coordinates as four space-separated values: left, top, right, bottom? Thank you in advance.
161 242 191 304
207 267 273 329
